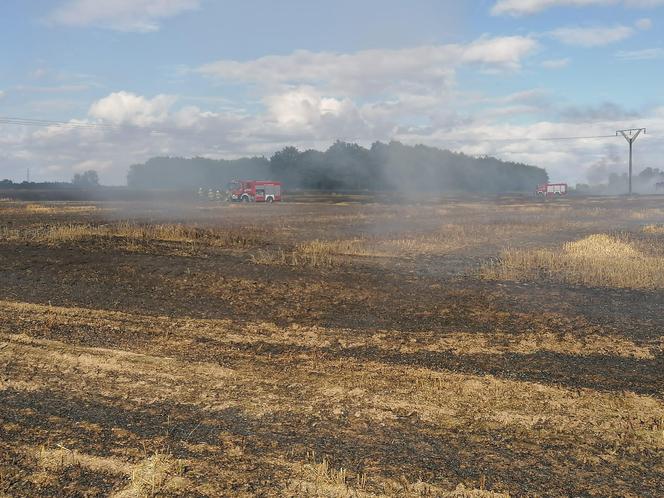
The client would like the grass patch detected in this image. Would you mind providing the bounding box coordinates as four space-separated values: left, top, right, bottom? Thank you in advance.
250 222 600 269
32 444 188 498
251 240 367 267
643 224 664 234
484 233 664 289
289 453 507 497
122 451 187 498
24 203 98 214
0 222 264 249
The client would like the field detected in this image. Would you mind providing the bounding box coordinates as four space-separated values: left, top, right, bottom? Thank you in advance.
1 195 663 497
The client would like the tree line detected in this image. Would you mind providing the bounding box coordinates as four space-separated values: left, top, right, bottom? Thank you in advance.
1 170 99 189
576 167 664 194
127 141 548 193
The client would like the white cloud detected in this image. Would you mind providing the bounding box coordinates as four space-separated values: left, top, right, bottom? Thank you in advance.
48 0 199 32
473 88 552 108
548 25 634 46
492 0 613 16
0 90 5 99
484 105 544 118
469 89 552 119
616 47 664 59
0 90 257 183
635 17 653 29
88 91 177 126
560 102 640 122
264 87 351 126
544 18 653 47
14 84 90 94
505 89 550 103
198 36 539 98
491 0 664 15
27 99 79 112
541 58 571 68
626 0 664 6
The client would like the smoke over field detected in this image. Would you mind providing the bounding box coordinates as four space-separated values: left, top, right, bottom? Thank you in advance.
1 195 663 496
127 141 547 194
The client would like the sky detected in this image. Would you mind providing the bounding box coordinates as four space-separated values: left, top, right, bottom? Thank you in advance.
1 0 664 185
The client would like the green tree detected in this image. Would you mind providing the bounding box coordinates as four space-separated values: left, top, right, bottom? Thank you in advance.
270 146 303 186
72 170 100 187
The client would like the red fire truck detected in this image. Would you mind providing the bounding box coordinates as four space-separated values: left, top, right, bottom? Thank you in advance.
227 180 282 203
536 183 567 197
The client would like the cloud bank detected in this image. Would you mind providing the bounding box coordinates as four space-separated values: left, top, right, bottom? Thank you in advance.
2 25 659 188
48 0 199 32
492 0 664 16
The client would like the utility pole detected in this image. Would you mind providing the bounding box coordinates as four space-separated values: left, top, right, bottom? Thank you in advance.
616 128 646 195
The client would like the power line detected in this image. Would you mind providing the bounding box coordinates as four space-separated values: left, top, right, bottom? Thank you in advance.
0 115 172 134
520 134 619 141
447 134 620 143
0 116 116 130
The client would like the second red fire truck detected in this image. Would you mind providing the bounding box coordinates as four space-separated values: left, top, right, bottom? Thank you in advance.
536 183 568 197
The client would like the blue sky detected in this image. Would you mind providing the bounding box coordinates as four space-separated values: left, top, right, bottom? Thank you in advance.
1 0 664 185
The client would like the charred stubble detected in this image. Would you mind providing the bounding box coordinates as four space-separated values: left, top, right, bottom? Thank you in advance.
1 197 663 496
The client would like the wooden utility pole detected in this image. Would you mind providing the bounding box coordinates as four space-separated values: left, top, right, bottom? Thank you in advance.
617 128 646 195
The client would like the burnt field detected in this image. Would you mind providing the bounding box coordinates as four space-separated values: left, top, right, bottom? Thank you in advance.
1 195 663 497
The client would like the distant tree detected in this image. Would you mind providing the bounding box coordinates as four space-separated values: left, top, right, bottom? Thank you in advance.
270 146 303 186
323 141 376 190
637 167 664 182
127 156 270 189
0 179 13 186
72 170 100 187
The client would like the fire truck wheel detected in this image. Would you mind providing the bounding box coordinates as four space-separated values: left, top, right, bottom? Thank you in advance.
242 195 250 202
266 196 274 203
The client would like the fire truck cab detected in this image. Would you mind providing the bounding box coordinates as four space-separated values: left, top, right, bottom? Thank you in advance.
536 183 567 197
227 180 282 203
